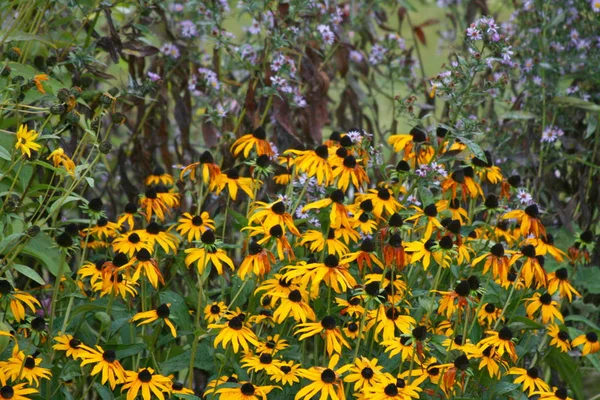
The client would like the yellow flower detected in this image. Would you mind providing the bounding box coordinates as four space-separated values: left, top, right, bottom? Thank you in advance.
231 127 274 158
32 74 49 94
269 360 301 386
53 334 89 360
284 145 334 186
14 125 41 158
303 190 352 229
217 382 278 400
79 345 126 389
242 353 282 375
331 154 369 191
112 232 151 257
404 204 443 241
176 212 215 242
508 367 550 395
365 305 416 342
128 249 164 288
571 332 600 355
343 357 384 392
46 148 76 175
295 316 351 356
475 346 507 378
184 244 234 276
237 241 275 280
0 280 40 323
209 315 260 353
295 354 350 400
272 288 316 323
283 254 357 298
477 327 517 362
477 303 502 326
502 204 546 238
525 292 563 324
121 368 172 400
0 383 37 400
145 166 174 186
547 324 571 352
300 229 348 257
0 344 51 387
131 303 177 337
210 169 258 200
355 188 402 219
547 268 580 302
180 151 221 184
532 386 574 400
381 335 414 362
85 217 120 240
204 301 228 324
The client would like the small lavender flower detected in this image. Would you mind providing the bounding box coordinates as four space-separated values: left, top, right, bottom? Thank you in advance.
180 20 197 38
147 72 161 82
160 43 180 59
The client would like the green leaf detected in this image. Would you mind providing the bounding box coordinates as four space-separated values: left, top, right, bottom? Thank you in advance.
588 354 600 373
12 263 45 285
508 316 544 330
0 146 11 161
499 111 537 120
159 290 192 332
5 31 57 48
20 232 62 276
564 315 600 331
59 360 82 381
457 137 486 160
173 395 202 400
544 348 584 400
160 342 213 375
551 96 600 112
492 381 520 396
93 382 115 400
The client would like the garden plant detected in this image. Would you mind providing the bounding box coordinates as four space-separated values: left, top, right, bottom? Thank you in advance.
0 0 599 399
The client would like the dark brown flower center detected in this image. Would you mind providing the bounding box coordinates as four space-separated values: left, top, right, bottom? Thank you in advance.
485 303 496 313
241 382 255 395
0 386 14 399
361 367 374 379
201 230 216 244
259 353 272 364
455 280 471 297
499 327 513 341
138 369 152 383
289 290 302 302
320 369 336 383
321 316 336 330
69 338 81 348
315 145 329 159
156 304 170 318
587 332 598 343
539 293 552 305
128 233 141 244
526 368 539 379
102 350 116 363
24 357 36 369
191 215 203 226
324 254 339 268
384 383 398 395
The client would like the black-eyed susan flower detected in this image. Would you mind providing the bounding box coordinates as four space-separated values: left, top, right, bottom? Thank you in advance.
405 203 443 240
286 145 335 186
176 212 215 242
355 188 402 219
441 335 478 355
366 306 416 342
436 198 469 224
272 288 316 323
184 230 234 275
389 127 427 155
363 375 424 400
343 357 384 392
381 335 414 362
131 303 177 337
532 387 574 400
47 148 76 175
53 334 89 360
0 280 40 323
117 203 141 231
270 361 301 386
478 303 502 326
0 383 37 400
244 224 296 261
0 345 51 387
284 254 357 298
93 272 138 300
211 168 258 201
170 381 194 396
525 292 563 324
209 315 260 353
139 187 169 222
249 200 301 236
404 239 445 271
478 327 517 362
548 324 571 352
571 332 600 355
128 249 164 288
332 154 369 191
476 345 507 378
303 189 351 229
295 353 349 400
440 167 483 200
429 353 472 397
14 125 41 158
343 238 384 273
217 381 278 400
547 268 580 302
136 222 179 254
231 127 274 158
204 301 227 324
510 245 547 288
343 320 365 340
336 296 364 318
112 232 151 257
472 152 503 184
502 204 546 238
300 229 348 257
238 241 275 279
121 368 172 400
526 233 566 261
203 374 239 398
85 217 120 240
145 166 174 186
242 352 282 375
434 280 473 320
295 316 351 355
472 243 512 282
78 345 126 389
180 150 221 184
508 367 550 395
255 273 299 305
382 233 408 270
255 334 289 355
